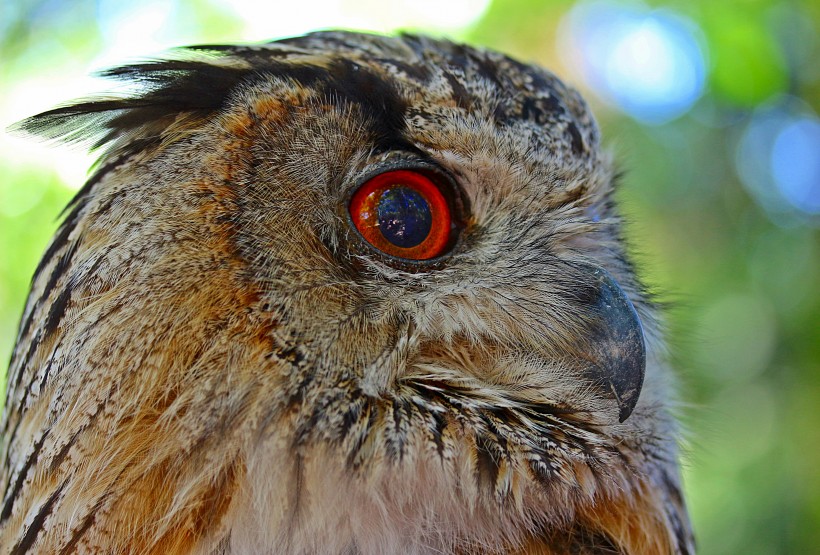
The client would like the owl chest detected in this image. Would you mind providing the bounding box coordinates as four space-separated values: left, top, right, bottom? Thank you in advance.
217 434 554 555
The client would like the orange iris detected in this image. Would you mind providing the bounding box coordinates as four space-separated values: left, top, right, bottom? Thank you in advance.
349 170 452 260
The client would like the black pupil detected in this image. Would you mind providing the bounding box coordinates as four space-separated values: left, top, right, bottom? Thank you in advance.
377 187 432 248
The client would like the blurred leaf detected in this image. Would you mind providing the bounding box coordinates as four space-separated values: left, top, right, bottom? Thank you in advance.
702 6 788 106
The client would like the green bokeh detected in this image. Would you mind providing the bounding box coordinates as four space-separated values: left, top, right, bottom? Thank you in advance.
702 5 789 106
1 1 818 553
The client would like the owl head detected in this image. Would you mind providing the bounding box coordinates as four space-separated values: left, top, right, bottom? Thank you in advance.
2 32 692 554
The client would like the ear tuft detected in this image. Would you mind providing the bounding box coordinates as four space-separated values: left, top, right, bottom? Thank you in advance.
9 52 255 161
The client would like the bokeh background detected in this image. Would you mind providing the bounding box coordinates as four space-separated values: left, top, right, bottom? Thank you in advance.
1 0 818 552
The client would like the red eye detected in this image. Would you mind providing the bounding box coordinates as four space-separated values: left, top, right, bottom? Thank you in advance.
349 170 452 260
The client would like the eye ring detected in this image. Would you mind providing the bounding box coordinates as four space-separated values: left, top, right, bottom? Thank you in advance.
348 169 454 261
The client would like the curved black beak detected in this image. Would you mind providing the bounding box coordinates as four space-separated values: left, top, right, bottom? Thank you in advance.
581 265 646 423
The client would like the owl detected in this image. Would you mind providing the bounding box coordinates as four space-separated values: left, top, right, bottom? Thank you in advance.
0 32 693 554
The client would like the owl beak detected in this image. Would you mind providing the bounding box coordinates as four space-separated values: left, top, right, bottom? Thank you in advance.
582 265 646 423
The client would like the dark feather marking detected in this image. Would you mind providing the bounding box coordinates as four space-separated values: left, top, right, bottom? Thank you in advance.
474 433 501 492
566 122 585 155
442 71 473 111
9 479 67 555
480 410 509 452
375 57 432 82
385 397 409 461
339 397 363 439
29 219 75 299
0 416 22 496
42 286 72 340
0 432 48 522
58 504 99 555
39 253 105 371
45 432 80 478
9 331 40 406
446 43 504 90
528 456 556 487
519 95 566 126
428 408 448 458
41 240 81 314
33 353 58 408
345 401 377 469
525 400 577 419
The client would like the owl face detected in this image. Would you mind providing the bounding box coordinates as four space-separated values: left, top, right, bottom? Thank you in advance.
1 32 691 554
222 36 643 420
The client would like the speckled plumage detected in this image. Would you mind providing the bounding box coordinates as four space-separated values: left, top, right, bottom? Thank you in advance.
1 31 693 554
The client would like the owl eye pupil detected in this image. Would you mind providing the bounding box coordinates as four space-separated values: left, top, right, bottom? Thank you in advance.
377 187 432 248
348 168 455 261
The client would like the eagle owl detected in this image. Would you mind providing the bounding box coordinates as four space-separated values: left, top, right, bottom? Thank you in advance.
0 32 694 554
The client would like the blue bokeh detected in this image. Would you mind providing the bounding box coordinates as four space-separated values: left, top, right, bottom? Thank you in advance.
736 98 820 223
564 1 707 124
771 118 820 215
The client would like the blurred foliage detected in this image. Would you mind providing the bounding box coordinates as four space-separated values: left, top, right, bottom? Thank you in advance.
1 0 818 553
